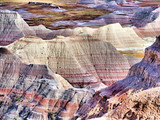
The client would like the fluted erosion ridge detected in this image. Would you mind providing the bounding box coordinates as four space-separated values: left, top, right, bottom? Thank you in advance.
0 10 36 46
0 48 93 120
74 36 160 120
5 35 133 88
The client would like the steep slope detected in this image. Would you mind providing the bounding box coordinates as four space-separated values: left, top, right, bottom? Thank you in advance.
0 47 93 120
134 15 160 38
134 7 160 38
5 35 131 87
0 10 36 46
131 6 159 28
75 36 160 120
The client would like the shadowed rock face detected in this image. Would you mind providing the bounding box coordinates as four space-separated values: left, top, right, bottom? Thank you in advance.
134 7 160 38
74 36 160 120
105 0 126 4
135 13 160 38
0 48 11 54
0 48 93 120
5 35 132 88
131 6 159 28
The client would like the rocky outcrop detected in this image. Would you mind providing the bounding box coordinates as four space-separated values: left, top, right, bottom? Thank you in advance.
105 0 126 4
5 35 131 88
30 25 52 40
79 0 98 4
0 47 93 120
0 10 36 46
28 2 60 9
131 6 159 27
134 7 160 38
74 36 160 120
0 9 149 51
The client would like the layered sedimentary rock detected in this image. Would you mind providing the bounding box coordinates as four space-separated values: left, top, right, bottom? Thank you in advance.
30 25 52 40
0 10 36 46
79 0 98 4
131 6 159 27
75 36 160 120
5 35 131 87
134 7 160 38
105 0 126 4
46 27 96 39
48 23 148 49
0 47 93 120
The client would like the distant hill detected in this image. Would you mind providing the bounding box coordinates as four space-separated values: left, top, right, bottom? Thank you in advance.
0 0 80 3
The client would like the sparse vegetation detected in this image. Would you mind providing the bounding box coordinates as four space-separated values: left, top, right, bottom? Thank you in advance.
0 1 111 29
119 50 144 58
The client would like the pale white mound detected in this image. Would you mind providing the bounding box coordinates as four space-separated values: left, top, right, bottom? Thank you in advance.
30 25 52 39
55 74 73 89
47 27 96 39
48 23 148 49
93 23 148 49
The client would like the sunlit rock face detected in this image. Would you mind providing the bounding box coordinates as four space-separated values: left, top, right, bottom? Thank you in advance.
0 47 93 120
0 10 36 46
48 23 149 65
30 25 52 40
74 36 160 120
4 35 131 88
48 23 148 49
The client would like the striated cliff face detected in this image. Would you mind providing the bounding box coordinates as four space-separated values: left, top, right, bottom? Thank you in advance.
0 48 93 120
4 35 132 88
134 7 160 38
74 36 160 120
0 10 36 46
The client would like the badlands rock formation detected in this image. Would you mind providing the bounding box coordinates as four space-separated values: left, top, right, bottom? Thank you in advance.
0 47 93 120
134 13 160 38
134 6 160 38
105 0 126 4
0 10 36 46
131 6 159 27
0 9 149 51
30 25 52 40
48 23 148 49
79 0 98 4
5 35 131 87
74 36 160 120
